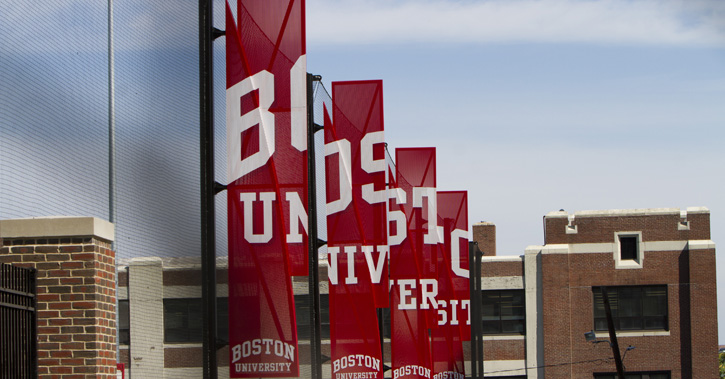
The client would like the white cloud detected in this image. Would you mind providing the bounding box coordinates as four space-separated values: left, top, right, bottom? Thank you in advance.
308 0 725 47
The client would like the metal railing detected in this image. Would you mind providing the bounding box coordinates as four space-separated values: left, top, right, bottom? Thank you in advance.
0 263 38 378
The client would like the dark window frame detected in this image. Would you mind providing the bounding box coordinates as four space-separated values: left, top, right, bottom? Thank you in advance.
163 297 229 344
118 299 130 345
295 294 330 339
592 285 668 332
616 232 643 268
481 289 525 335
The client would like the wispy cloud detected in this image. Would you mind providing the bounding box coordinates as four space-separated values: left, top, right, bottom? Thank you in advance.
308 0 725 47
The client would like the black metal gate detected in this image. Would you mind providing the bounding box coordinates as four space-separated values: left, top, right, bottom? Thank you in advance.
1 263 38 378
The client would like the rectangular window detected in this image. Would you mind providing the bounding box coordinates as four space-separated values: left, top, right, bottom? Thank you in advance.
615 232 643 268
163 298 229 343
482 289 525 335
295 294 330 339
118 300 130 345
620 235 638 261
593 286 668 332
594 371 670 379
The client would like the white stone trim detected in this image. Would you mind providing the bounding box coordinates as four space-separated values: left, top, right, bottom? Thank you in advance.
594 330 670 338
482 335 525 341
538 240 716 255
0 216 115 241
482 360 526 377
481 276 524 290
524 247 543 379
546 207 692 218
482 255 523 262
614 231 644 269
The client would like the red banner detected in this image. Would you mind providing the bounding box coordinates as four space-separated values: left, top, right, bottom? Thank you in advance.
389 148 438 379
431 191 469 379
325 80 387 379
226 0 306 377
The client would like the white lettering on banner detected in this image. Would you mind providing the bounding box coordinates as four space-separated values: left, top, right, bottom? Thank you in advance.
325 139 353 215
438 300 471 325
328 245 388 285
360 131 387 204
436 299 471 326
412 187 443 244
333 354 381 372
235 362 293 373
227 71 275 183
289 56 307 152
392 365 432 379
387 188 407 246
231 339 295 363
450 228 469 278
240 192 275 243
286 191 308 243
395 279 438 311
237 191 310 244
432 372 465 379
397 279 416 310
362 245 388 284
419 279 438 310
227 56 308 183
344 246 358 285
335 373 380 379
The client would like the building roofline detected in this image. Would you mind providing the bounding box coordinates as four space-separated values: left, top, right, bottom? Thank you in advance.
545 206 709 219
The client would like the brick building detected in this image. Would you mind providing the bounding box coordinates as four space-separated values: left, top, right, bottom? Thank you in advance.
0 217 118 378
113 207 717 378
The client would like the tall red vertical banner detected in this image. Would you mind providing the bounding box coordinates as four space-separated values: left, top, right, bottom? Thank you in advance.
432 191 469 379
226 1 307 377
325 80 387 379
390 148 438 379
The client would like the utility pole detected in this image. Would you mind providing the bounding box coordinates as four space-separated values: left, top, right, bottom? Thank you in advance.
601 287 625 379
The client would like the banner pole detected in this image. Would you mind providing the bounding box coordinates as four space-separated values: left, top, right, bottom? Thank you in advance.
199 0 217 377
307 73 323 379
469 242 478 379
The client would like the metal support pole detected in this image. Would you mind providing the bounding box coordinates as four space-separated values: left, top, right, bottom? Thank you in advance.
199 0 217 377
601 287 625 379
307 73 323 379
475 244 484 377
469 242 484 379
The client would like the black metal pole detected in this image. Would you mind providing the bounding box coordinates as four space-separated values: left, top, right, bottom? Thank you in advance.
469 242 480 379
307 73 323 379
199 0 217 377
475 244 484 378
601 287 625 379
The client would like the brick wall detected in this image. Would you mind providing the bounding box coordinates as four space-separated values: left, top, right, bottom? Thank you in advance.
0 217 117 378
539 208 717 378
472 222 496 256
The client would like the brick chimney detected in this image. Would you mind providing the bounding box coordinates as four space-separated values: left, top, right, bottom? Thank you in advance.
472 221 496 256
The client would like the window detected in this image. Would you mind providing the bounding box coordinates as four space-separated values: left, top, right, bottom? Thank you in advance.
295 294 330 339
163 298 229 343
118 300 129 345
594 371 670 379
620 236 638 260
615 232 643 268
593 286 668 332
482 290 525 335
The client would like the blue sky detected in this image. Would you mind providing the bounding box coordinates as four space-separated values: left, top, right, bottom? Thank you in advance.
309 0 725 341
2 0 724 341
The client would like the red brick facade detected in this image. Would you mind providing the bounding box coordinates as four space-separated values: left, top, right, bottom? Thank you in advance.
539 209 717 378
0 218 117 379
472 208 718 378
